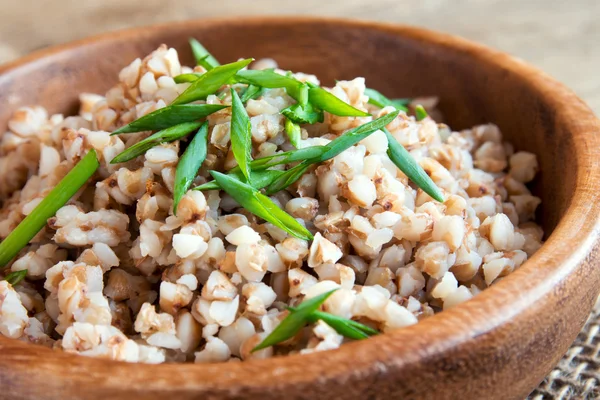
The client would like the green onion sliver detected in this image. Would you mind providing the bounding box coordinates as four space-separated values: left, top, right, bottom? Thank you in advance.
0 150 100 267
383 128 444 202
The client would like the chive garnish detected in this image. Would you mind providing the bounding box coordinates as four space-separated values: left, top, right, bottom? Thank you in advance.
210 171 313 240
415 104 428 121
262 112 399 193
305 311 379 340
364 87 410 112
240 84 264 102
4 270 27 286
383 128 444 202
195 147 326 190
252 289 337 352
194 168 286 191
0 150 99 268
313 111 399 162
111 104 227 135
173 122 209 213
172 58 253 105
231 146 328 173
284 118 301 148
218 112 401 194
264 163 310 195
281 102 324 125
236 69 306 100
173 73 203 84
111 121 203 164
229 88 253 182
189 38 220 70
307 84 370 117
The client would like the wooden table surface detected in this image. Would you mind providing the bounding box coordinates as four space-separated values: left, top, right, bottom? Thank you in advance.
0 0 598 113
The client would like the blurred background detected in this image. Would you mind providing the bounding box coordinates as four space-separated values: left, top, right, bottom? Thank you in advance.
0 0 598 113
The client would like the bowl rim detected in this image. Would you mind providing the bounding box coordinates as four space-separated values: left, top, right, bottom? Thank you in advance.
1 15 600 394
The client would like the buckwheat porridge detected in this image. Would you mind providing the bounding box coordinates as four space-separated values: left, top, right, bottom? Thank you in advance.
0 41 543 364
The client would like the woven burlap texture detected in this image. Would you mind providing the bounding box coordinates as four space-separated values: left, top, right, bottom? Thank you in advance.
528 299 600 399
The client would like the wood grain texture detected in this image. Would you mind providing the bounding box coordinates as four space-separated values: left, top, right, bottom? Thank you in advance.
1 16 600 400
0 0 598 115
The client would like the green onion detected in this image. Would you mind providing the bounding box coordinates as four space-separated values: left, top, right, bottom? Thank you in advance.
229 88 253 182
0 150 99 268
231 146 328 173
173 122 209 213
210 171 313 240
194 168 286 191
297 84 309 107
228 112 401 194
263 111 400 193
111 104 227 135
307 84 370 117
111 121 203 164
235 69 305 100
172 58 253 105
240 84 264 102
197 146 326 191
284 118 302 148
364 87 409 111
252 289 337 352
281 102 324 125
189 38 220 70
415 104 428 121
313 110 399 162
4 270 27 286
174 73 203 84
383 128 444 202
264 163 310 196
306 311 379 340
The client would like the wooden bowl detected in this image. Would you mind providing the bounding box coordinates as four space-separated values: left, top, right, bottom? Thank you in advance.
1 16 600 400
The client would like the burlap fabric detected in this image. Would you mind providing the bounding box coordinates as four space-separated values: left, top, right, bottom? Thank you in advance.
529 301 600 399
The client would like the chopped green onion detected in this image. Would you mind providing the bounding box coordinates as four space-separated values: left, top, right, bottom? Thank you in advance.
313 110 399 162
174 73 203 84
231 146 328 173
262 111 400 193
111 104 227 135
227 112 400 194
252 289 337 352
229 88 253 182
364 87 409 112
210 171 313 240
173 122 209 213
306 311 379 339
383 128 444 202
194 168 286 191
284 118 302 148
240 84 264 102
111 121 203 164
172 58 253 105
0 150 99 268
281 102 324 125
189 38 220 70
415 104 428 121
307 84 370 117
264 163 310 195
4 270 27 286
297 84 309 107
235 69 305 100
